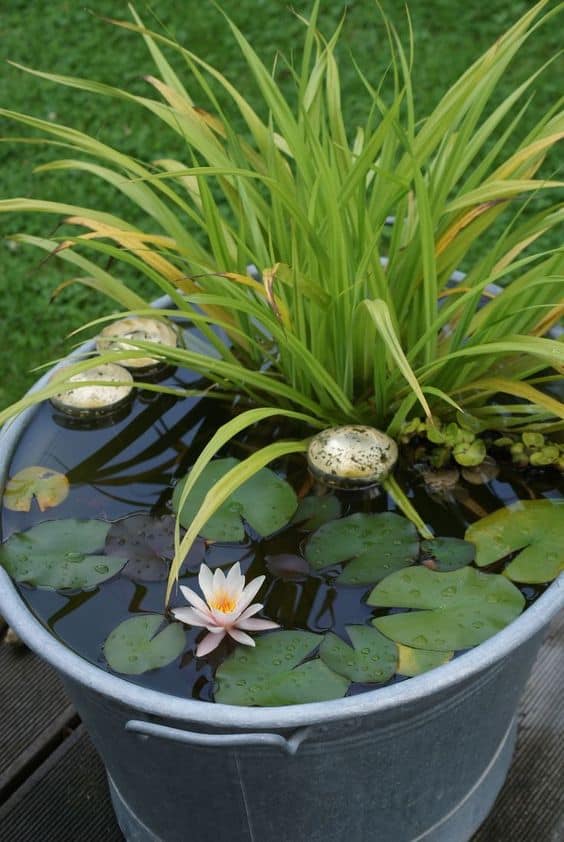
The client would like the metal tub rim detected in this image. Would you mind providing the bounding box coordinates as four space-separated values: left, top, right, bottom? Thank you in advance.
0 296 562 731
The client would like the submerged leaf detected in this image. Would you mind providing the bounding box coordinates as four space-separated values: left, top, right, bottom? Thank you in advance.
0 519 126 589
265 553 311 581
466 499 564 584
421 537 475 572
173 457 297 541
396 644 453 677
105 514 176 581
104 614 185 675
3 466 69 512
369 566 524 651
214 630 324 705
305 512 419 584
320 625 397 683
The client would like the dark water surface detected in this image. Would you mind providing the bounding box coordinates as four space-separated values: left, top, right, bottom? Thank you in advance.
2 370 560 702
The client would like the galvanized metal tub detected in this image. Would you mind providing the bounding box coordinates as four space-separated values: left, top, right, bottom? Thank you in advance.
0 318 562 842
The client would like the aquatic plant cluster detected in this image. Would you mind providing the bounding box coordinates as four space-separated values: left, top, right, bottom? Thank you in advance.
0 2 563 704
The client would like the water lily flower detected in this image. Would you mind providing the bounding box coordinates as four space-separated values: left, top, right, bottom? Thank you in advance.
172 562 279 656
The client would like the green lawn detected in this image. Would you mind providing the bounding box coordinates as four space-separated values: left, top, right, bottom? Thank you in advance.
1 0 561 409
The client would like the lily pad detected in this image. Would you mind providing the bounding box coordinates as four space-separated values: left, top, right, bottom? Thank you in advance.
104 614 186 675
3 466 69 512
292 494 342 530
0 519 126 590
319 625 397 682
396 644 453 677
421 537 475 572
214 630 325 705
258 660 349 706
173 457 297 542
465 499 564 584
305 512 419 585
105 514 176 582
369 566 525 651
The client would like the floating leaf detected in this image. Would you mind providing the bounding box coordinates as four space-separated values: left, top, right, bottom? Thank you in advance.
421 537 475 572
0 519 126 589
305 513 419 584
396 644 453 677
292 494 342 530
104 614 185 675
369 566 524 651
214 630 324 705
319 625 397 682
173 457 297 542
106 514 176 581
265 554 311 581
3 466 69 512
258 660 349 705
466 499 564 584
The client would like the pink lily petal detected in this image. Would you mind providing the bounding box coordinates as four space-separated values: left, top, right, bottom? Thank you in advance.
225 561 245 599
227 628 256 647
236 575 266 614
171 606 209 628
212 566 226 592
204 624 226 633
236 617 280 632
198 564 215 603
179 585 211 617
196 630 226 657
237 602 264 621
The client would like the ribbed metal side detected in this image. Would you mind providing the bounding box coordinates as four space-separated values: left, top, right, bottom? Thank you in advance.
473 612 564 842
0 641 73 782
0 727 123 842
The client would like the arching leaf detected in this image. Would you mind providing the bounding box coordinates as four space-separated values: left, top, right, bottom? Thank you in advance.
173 457 297 541
369 566 524 651
104 614 186 675
466 499 564 584
305 512 419 584
0 519 126 589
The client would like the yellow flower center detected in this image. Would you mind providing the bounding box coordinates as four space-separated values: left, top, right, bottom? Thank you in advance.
210 593 237 614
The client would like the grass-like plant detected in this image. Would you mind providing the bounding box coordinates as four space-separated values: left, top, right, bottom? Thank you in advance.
0 1 562 600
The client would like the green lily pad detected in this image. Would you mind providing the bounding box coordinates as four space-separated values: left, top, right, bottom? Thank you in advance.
292 494 342 530
104 615 186 675
0 519 126 589
3 466 69 512
396 644 453 677
319 625 397 682
259 660 349 706
305 512 419 585
421 537 475 572
369 566 525 651
173 457 297 542
214 630 327 705
465 499 564 584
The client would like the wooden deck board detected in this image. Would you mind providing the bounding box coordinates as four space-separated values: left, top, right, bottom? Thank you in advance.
0 614 562 841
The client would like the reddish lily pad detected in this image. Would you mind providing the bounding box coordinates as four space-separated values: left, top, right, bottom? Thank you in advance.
466 499 564 584
3 466 69 513
105 514 176 582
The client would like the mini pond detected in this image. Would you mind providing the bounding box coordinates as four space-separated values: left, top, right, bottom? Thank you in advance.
1 351 562 707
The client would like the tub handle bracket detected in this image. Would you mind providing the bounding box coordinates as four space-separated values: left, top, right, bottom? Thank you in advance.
125 719 312 755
